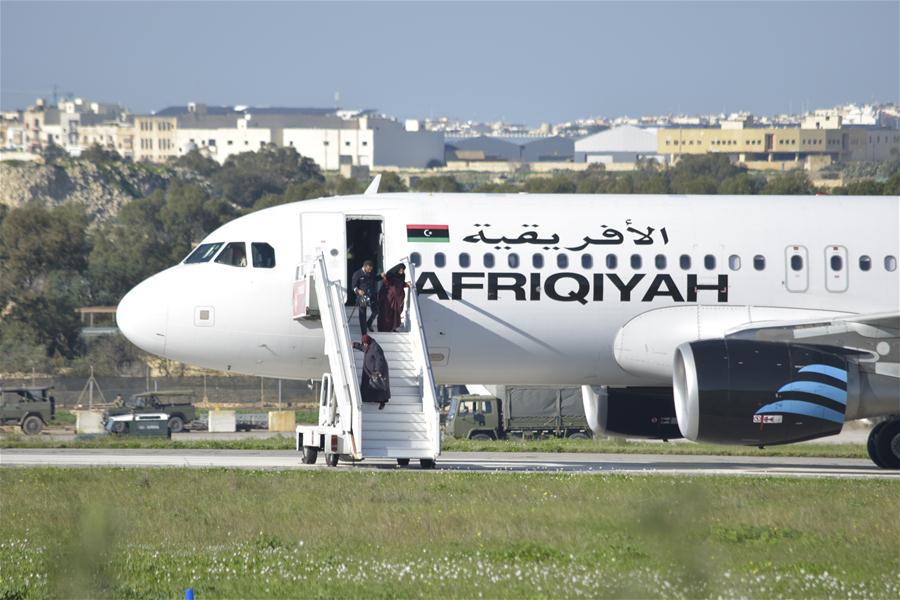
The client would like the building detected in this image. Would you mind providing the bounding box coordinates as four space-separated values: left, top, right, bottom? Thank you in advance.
446 135 574 163
658 121 900 167
574 125 665 165
133 103 443 169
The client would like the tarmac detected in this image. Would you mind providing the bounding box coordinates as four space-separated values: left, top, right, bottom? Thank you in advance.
2 448 897 480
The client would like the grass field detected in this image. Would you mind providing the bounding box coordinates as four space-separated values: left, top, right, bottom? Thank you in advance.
0 433 870 458
0 469 897 599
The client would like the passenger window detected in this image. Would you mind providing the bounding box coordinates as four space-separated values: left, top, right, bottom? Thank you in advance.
581 254 593 269
481 401 493 414
532 254 544 269
729 255 741 271
679 255 691 270
483 253 495 268
858 255 870 271
606 254 617 269
830 255 843 272
459 253 470 268
630 254 642 269
508 253 520 268
214 242 247 267
704 255 716 270
790 255 803 271
251 243 276 268
557 254 569 269
185 242 223 264
754 255 766 271
434 252 446 268
886 256 898 272
410 252 421 267
655 254 666 269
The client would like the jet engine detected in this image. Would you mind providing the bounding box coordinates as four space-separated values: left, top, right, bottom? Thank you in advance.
672 338 895 446
597 386 683 440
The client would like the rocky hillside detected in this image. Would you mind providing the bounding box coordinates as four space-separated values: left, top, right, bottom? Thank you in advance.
0 160 178 222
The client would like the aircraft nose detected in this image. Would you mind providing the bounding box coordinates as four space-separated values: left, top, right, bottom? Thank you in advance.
117 275 168 357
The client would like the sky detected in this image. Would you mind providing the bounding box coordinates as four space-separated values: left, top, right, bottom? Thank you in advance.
1 1 898 125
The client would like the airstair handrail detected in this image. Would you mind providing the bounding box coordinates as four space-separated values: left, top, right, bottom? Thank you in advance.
312 255 363 457
399 259 441 457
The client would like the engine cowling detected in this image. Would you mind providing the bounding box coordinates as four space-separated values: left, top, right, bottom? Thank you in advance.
598 386 683 440
673 339 849 446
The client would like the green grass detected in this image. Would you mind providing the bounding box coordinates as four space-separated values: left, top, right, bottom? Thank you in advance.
0 433 868 458
0 469 897 598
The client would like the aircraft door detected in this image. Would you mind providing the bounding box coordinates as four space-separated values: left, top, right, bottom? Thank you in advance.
784 245 808 292
300 213 347 286
824 245 848 292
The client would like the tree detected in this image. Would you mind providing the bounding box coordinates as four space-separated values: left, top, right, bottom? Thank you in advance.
718 173 763 195
523 175 576 194
883 172 900 195
211 146 324 208
413 175 464 193
40 140 67 164
376 172 408 192
762 171 816 195
837 180 884 195
81 143 121 164
0 204 91 359
172 148 221 177
669 154 745 183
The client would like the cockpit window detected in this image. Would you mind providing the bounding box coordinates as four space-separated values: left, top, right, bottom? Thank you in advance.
184 242 223 264
214 242 247 267
251 243 276 268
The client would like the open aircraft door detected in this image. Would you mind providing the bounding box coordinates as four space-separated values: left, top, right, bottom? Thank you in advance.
300 213 347 284
295 213 347 320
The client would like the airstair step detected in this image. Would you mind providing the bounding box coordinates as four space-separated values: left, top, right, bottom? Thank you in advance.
361 397 423 408
362 411 426 424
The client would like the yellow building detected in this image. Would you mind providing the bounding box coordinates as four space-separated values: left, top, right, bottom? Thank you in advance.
658 124 899 167
133 115 178 162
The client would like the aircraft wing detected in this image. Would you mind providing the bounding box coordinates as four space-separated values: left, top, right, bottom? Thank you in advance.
724 312 900 378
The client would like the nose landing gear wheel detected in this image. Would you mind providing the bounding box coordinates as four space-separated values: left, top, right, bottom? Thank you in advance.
325 453 340 467
396 458 410 467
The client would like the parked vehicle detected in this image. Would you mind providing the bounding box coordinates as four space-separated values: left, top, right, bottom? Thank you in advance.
0 386 56 435
104 390 195 433
444 386 592 440
105 412 171 437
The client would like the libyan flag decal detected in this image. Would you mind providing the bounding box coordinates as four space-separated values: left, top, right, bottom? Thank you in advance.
407 224 449 242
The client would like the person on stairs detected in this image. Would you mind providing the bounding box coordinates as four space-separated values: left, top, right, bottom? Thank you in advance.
350 259 378 334
377 263 410 332
353 334 390 410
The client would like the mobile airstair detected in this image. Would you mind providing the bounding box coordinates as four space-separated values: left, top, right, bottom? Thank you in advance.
294 255 441 468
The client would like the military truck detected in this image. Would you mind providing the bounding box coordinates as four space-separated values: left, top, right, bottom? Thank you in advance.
444 386 592 440
0 386 56 434
104 390 196 433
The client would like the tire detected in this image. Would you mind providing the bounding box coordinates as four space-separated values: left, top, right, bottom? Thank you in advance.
867 421 888 468
325 453 339 467
112 421 127 434
420 459 436 470
396 458 410 467
470 433 493 441
301 446 318 464
21 415 43 435
168 416 185 433
874 419 900 470
567 432 590 440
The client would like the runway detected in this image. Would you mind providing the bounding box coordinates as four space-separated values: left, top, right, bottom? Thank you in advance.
1 449 897 479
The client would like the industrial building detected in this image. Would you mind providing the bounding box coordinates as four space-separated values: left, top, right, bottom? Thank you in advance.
445 135 574 163
574 125 665 165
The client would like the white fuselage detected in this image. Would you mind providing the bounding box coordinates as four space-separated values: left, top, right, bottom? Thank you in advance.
116 193 900 386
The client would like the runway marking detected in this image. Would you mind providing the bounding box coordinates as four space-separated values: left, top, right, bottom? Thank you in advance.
2 449 898 479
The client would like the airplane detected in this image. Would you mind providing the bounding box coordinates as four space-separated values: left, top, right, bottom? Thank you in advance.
116 185 900 468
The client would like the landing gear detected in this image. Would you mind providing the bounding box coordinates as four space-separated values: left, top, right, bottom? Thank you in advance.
419 459 436 470
325 453 340 467
396 458 410 467
868 419 900 469
301 446 318 465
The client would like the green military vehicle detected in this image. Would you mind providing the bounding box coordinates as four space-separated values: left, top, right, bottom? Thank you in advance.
0 386 56 434
444 386 592 440
104 390 196 433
